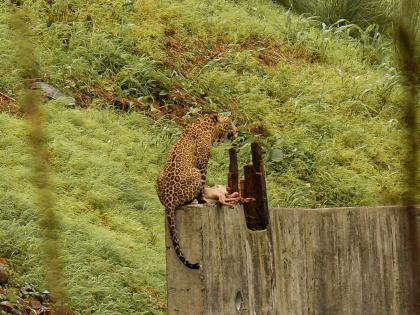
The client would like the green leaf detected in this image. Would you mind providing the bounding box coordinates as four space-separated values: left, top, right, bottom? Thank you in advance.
270 149 283 162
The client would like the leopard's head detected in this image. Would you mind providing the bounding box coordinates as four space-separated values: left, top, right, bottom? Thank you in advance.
211 114 237 142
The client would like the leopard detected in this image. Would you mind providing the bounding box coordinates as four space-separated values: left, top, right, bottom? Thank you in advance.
156 114 236 269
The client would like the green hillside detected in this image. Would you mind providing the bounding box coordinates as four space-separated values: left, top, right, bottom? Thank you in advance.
0 0 412 313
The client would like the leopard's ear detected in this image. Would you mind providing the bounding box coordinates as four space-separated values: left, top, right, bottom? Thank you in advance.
210 113 219 123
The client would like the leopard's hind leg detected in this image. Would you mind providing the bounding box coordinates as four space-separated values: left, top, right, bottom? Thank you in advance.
167 168 203 269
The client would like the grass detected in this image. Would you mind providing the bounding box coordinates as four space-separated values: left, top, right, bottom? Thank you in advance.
0 0 416 313
0 102 171 314
275 0 396 32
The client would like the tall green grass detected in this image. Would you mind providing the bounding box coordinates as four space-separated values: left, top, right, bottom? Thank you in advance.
0 103 171 314
274 0 420 55
275 0 396 31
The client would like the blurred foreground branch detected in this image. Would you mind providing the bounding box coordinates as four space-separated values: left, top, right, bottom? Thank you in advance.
396 0 420 312
11 9 69 312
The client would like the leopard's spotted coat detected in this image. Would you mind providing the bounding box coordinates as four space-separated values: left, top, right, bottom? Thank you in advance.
156 114 236 269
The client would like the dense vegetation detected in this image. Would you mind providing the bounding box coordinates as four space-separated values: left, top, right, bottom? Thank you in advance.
275 0 396 32
0 0 415 313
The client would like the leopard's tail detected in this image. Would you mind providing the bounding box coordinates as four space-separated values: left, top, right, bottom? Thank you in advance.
166 207 200 270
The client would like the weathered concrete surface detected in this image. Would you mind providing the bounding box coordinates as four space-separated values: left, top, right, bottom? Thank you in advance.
245 230 276 314
166 205 419 315
166 206 203 314
166 204 250 315
271 206 418 315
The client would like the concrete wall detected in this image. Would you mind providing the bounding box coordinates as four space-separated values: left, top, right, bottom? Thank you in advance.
166 205 419 315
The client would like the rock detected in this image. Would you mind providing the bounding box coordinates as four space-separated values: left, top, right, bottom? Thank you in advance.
42 307 73 315
0 301 19 314
0 259 9 285
31 81 76 107
0 270 8 285
27 297 42 310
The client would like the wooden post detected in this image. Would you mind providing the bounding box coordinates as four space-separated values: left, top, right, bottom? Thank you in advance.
243 165 258 230
240 179 245 198
242 142 269 230
251 142 269 229
228 147 239 194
